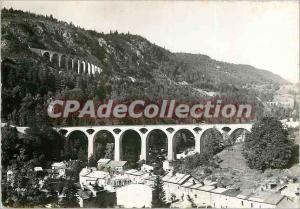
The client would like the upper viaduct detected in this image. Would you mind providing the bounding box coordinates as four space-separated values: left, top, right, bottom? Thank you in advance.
8 123 253 162
29 47 103 75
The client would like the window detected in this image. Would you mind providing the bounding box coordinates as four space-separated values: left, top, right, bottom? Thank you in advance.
251 203 253 208
241 201 243 206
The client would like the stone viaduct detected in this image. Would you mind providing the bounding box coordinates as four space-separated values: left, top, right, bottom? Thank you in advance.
3 123 252 162
29 47 103 75
55 123 252 161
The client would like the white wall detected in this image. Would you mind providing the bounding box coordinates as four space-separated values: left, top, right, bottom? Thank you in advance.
116 184 152 208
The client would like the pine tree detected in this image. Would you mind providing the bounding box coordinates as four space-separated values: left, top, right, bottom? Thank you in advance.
243 117 293 170
88 154 98 167
201 128 222 155
60 179 79 208
151 176 167 208
1 126 19 168
55 76 64 92
104 143 114 159
78 149 87 162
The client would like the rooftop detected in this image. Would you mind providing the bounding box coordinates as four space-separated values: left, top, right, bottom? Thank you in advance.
51 162 66 169
280 182 300 194
141 164 154 170
188 183 205 189
162 172 192 185
222 189 242 197
34 167 43 172
85 170 109 179
197 185 216 192
211 187 228 194
182 181 197 188
263 193 285 205
144 175 157 181
125 169 148 176
107 160 127 168
249 191 285 205
97 158 111 164
77 189 92 200
79 167 97 177
234 189 286 205
111 174 130 180
236 190 253 199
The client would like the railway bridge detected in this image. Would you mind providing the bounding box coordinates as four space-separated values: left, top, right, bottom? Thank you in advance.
29 47 102 75
6 123 253 161
56 123 252 161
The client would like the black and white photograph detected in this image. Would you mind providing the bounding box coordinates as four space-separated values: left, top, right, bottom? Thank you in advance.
1 1 299 208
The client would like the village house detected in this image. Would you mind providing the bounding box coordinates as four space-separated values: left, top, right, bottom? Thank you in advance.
141 164 154 173
124 169 150 183
161 171 291 208
110 174 131 188
143 175 157 188
280 182 300 199
50 162 66 178
162 160 173 172
181 182 289 208
79 167 110 188
34 166 43 172
33 166 44 177
162 171 200 202
176 150 197 159
97 158 127 172
200 189 276 208
107 160 127 172
260 180 279 192
97 158 111 168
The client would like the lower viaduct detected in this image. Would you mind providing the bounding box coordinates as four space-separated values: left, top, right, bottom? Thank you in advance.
29 47 103 75
9 123 253 162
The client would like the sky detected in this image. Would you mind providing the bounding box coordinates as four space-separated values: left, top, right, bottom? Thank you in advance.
2 1 299 83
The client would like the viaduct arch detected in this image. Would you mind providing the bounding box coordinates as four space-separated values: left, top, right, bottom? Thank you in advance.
56 123 252 161
29 47 103 75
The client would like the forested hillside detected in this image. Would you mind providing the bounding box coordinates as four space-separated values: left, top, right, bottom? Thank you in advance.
175 53 288 88
1 8 290 126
